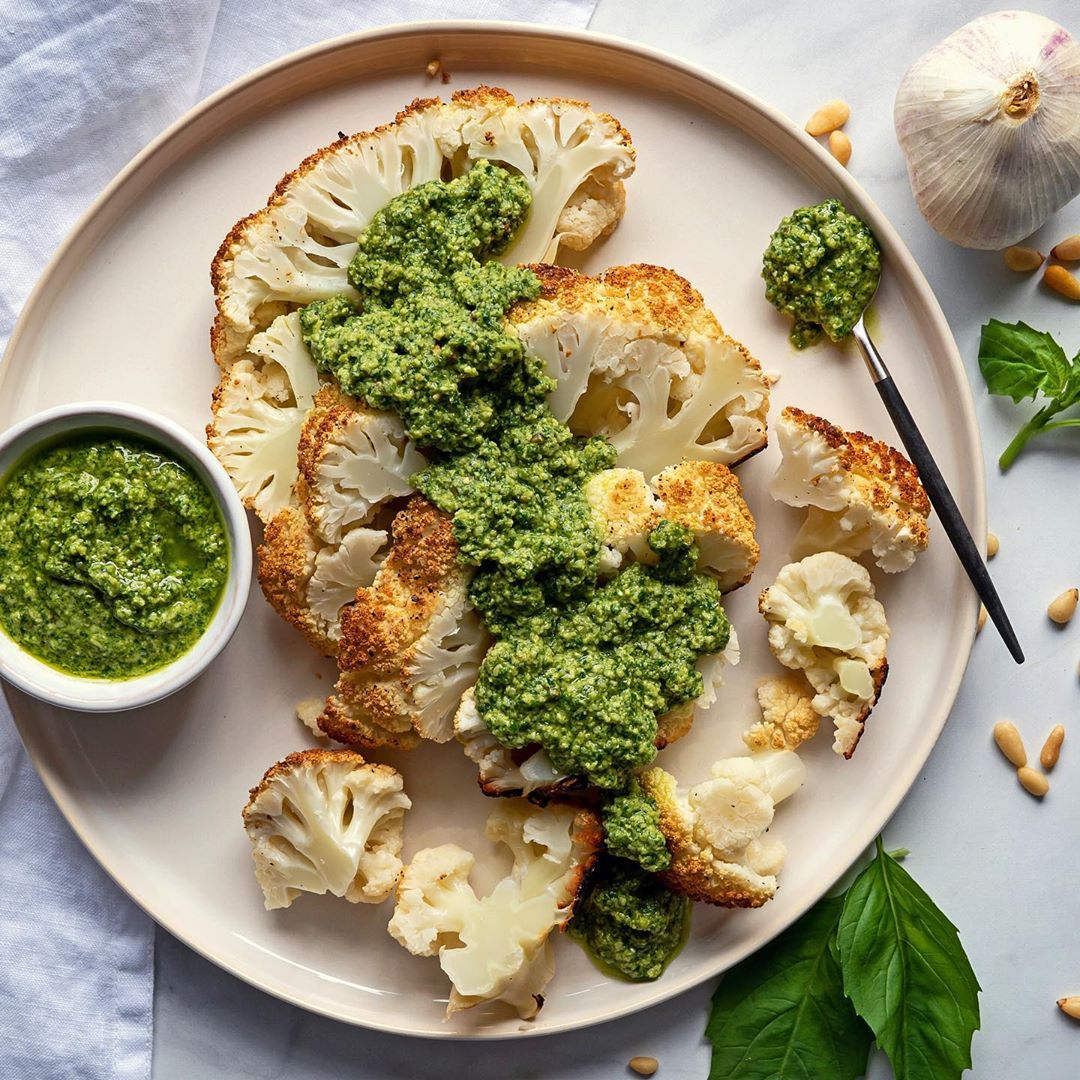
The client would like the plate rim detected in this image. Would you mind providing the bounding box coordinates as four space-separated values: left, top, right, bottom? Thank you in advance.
0 18 983 1040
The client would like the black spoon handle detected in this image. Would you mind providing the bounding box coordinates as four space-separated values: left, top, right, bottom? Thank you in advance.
852 328 1024 664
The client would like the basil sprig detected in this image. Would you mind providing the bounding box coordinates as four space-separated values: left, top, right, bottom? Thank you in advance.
978 318 1080 469
707 840 980 1080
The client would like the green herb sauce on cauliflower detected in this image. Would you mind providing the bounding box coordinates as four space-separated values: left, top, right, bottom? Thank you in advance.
602 780 671 873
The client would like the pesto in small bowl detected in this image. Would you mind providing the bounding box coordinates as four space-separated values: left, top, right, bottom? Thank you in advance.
0 431 229 679
762 198 881 348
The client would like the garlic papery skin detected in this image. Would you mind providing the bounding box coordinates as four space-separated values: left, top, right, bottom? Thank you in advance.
895 11 1080 250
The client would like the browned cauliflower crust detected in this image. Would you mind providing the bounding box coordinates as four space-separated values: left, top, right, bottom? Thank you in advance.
743 674 821 752
318 496 486 751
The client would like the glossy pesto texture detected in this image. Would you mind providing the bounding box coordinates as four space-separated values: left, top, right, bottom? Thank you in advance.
602 780 671 873
474 525 729 790
570 858 690 981
762 198 881 348
0 433 228 678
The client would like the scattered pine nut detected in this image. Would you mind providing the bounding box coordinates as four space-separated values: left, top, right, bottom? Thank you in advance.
1058 996 1080 1020
425 58 442 78
629 1058 659 1077
1003 246 1044 272
993 721 1027 767
828 130 852 167
986 532 999 559
1017 766 1049 798
1051 235 1080 262
1048 588 1079 625
1040 725 1065 771
1043 264 1080 300
977 604 987 634
805 99 850 137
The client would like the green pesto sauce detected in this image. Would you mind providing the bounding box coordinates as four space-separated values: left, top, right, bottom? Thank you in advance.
761 198 881 349
570 858 690 981
0 433 228 679
474 523 729 790
602 779 671 873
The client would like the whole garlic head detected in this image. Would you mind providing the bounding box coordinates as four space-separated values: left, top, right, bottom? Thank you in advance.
895 11 1080 249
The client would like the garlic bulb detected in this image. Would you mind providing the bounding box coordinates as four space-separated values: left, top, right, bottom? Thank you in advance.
895 11 1080 249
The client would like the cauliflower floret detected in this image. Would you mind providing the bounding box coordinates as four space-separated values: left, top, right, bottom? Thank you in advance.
743 674 821 752
318 497 489 750
211 88 634 370
640 749 805 908
771 406 931 573
387 802 602 1019
509 264 770 479
242 749 410 910
257 505 388 656
297 386 426 545
651 460 760 591
207 312 323 521
759 552 890 758
584 468 663 574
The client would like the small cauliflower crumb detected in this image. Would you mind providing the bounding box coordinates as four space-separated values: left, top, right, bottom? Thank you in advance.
744 674 820 752
296 696 327 738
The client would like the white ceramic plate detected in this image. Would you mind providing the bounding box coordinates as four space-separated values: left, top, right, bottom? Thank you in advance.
0 22 981 1038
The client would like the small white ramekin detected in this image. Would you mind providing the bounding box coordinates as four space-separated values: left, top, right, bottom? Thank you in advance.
0 402 252 712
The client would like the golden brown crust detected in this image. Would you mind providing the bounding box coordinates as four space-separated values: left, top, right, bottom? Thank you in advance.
317 694 422 752
781 405 931 523
243 747 377 818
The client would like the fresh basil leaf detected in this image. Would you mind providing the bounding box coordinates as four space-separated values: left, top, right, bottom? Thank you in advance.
978 318 1071 403
707 895 872 1080
836 842 980 1080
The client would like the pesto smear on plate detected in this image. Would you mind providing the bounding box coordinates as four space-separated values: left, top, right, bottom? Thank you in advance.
0 434 228 679
301 160 728 977
761 198 881 349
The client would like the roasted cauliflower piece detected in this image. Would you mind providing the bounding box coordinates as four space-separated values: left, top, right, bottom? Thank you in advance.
759 552 890 758
651 460 760 591
317 497 489 750
207 312 322 521
242 749 410 910
771 406 930 573
296 385 426 545
509 264 770 479
641 749 806 908
585 468 663 574
211 88 635 370
387 801 602 1019
743 674 821 752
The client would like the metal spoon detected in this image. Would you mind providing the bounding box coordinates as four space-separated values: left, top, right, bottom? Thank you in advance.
850 310 1023 662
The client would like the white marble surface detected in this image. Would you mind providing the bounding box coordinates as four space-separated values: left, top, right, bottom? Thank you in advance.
151 3 1080 1078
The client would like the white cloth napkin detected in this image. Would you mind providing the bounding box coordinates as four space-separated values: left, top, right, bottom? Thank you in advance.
0 2 596 1078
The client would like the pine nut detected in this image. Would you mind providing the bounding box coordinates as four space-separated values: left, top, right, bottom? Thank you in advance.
986 532 999 559
1059 996 1080 1019
993 721 1027 767
629 1058 659 1077
1051 235 1080 261
805 99 850 136
1017 766 1049 797
977 604 987 634
1040 725 1065 770
1048 588 1079 624
1044 265 1080 300
1003 246 1044 272
828 130 852 167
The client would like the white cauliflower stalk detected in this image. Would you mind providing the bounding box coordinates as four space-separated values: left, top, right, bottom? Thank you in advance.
771 406 930 573
509 264 769 479
242 749 410 909
207 312 322 521
641 749 805 908
211 87 634 370
387 802 602 1019
759 552 890 758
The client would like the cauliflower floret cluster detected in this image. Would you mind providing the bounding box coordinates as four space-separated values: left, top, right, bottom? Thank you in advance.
743 674 820 752
242 749 410 910
317 497 490 750
759 552 890 757
640 749 806 908
771 406 930 573
387 801 602 1019
509 264 770 479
